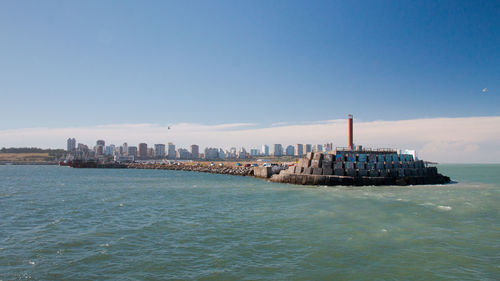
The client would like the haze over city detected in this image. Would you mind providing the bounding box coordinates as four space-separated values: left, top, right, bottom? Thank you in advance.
0 0 498 163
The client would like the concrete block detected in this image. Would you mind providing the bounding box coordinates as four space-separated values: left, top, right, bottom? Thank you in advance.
408 162 415 168
376 162 385 170
310 160 322 168
322 160 333 169
306 152 314 160
312 168 323 175
324 154 334 162
398 168 405 177
366 162 375 170
379 169 388 177
345 168 355 177
385 162 393 169
303 167 313 175
334 168 344 176
355 162 366 169
313 153 324 161
322 168 333 175
393 162 400 168
298 158 311 168
314 175 326 185
416 168 424 176
369 170 379 177
345 162 354 169
389 169 398 177
402 162 409 168
334 162 344 169
358 169 368 177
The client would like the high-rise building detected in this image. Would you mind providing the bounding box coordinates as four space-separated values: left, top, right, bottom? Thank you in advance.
177 148 191 160
128 146 138 158
305 144 312 153
147 148 155 158
66 138 76 152
138 143 148 159
105 144 115 156
295 144 303 156
204 147 219 160
218 148 225 159
167 142 176 159
238 147 247 159
122 143 128 156
261 145 269 156
95 140 105 156
154 144 166 158
285 145 295 156
313 144 323 153
190 145 199 159
273 144 283 157
250 149 260 157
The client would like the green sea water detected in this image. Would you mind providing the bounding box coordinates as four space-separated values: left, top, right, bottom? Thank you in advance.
1 164 499 280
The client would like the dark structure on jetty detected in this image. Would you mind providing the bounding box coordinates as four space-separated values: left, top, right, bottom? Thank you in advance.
263 115 450 186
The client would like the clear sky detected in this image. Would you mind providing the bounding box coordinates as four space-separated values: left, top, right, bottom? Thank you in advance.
0 0 498 129
1 1 500 162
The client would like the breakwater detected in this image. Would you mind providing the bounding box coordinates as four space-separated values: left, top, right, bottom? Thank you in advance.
125 162 255 176
269 151 450 186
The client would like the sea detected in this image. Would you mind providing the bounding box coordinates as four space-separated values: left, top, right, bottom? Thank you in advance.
1 164 499 280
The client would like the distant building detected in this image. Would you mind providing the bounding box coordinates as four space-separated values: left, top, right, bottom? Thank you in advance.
154 144 166 158
204 147 219 160
273 144 283 157
167 143 176 159
313 144 323 153
324 142 333 152
128 146 138 158
261 145 269 156
105 145 115 156
305 144 312 153
295 144 303 156
66 138 76 152
147 148 155 158
138 143 148 159
95 140 105 156
238 148 247 159
250 148 260 157
285 145 295 156
177 148 191 160
218 148 225 159
122 142 128 156
190 145 199 159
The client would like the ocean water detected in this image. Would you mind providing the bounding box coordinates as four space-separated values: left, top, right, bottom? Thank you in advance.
1 165 499 280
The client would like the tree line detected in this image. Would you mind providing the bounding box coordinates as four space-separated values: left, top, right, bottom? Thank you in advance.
0 147 66 158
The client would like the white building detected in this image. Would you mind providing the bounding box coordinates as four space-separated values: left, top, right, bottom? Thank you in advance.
261 145 269 156
167 142 176 159
154 144 166 158
66 138 76 152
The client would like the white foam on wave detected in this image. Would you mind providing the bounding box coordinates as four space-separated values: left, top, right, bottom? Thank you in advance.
28 261 35 265
437 205 452 211
100 243 110 247
381 229 388 233
420 202 435 207
119 203 124 207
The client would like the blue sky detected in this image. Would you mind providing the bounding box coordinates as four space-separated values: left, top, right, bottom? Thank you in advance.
0 0 498 130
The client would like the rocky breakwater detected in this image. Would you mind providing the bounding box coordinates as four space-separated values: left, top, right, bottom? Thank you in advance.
126 162 254 176
270 151 450 186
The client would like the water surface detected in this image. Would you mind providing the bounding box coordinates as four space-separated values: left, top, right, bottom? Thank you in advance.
1 165 499 280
